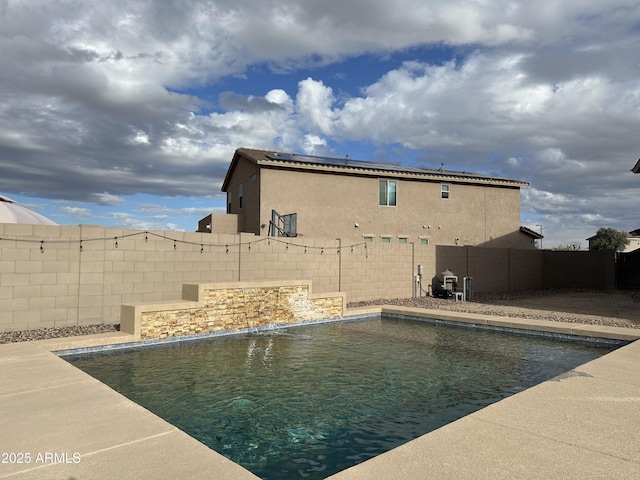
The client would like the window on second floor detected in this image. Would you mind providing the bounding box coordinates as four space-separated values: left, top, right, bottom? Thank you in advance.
238 183 243 209
379 180 397 206
441 184 450 199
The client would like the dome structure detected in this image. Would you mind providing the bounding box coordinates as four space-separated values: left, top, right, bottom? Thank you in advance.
0 194 57 225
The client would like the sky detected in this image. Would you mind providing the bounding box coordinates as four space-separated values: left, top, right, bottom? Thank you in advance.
0 0 639 249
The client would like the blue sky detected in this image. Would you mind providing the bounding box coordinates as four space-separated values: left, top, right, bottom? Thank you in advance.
1 1 639 248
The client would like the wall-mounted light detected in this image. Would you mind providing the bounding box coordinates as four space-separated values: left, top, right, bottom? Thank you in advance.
354 222 359 228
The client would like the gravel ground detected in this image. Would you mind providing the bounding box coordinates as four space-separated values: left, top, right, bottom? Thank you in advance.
1 289 638 343
349 289 640 329
0 324 119 344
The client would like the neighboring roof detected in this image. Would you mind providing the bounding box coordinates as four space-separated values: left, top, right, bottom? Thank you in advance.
632 159 640 174
222 148 529 191
0 194 57 225
520 226 543 239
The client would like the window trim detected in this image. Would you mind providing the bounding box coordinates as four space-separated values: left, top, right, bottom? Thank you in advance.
441 184 450 199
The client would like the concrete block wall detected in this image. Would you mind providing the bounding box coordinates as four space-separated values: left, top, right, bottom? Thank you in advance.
1 222 614 333
436 245 614 293
0 224 426 332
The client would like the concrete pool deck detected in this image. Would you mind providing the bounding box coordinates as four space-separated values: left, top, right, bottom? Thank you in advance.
1 307 639 479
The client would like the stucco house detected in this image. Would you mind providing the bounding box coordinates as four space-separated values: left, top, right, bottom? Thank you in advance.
205 148 539 249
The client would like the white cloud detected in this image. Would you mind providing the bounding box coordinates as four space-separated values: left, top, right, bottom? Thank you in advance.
60 206 92 217
1 0 640 246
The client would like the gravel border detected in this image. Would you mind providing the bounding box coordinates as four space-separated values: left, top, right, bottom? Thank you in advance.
0 324 120 344
348 289 640 329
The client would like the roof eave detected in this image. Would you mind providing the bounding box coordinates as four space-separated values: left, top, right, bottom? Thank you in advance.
256 159 528 188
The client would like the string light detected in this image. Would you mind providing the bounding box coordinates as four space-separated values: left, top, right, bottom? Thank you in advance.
1 230 370 261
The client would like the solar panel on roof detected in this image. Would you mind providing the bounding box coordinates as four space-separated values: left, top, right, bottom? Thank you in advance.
265 152 501 180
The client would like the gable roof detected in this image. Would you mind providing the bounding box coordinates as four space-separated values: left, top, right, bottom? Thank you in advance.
222 148 529 191
633 159 640 174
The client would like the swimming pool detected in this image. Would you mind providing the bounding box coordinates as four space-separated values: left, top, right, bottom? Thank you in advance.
64 316 620 479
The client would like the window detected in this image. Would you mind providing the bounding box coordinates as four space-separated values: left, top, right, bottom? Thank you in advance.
381 236 391 243
238 183 243 209
363 236 374 243
441 184 450 199
398 237 408 244
420 238 430 245
249 172 257 182
379 180 397 206
226 192 232 213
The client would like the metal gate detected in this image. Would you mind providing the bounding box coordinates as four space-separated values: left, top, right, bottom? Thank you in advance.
615 250 640 289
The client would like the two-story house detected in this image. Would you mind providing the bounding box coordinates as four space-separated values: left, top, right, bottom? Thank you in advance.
204 148 539 248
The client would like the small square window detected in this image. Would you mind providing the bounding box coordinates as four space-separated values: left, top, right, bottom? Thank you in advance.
363 236 374 243
381 236 391 243
420 238 430 245
441 184 450 199
398 237 408 244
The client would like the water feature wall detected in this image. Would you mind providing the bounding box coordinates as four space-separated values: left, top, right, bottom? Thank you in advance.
121 280 345 340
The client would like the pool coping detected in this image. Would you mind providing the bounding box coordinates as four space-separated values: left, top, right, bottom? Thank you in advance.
1 306 639 479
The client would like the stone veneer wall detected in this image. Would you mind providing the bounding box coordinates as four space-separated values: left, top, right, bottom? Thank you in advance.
121 280 345 340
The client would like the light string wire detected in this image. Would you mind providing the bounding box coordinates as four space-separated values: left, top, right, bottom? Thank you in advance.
0 231 368 254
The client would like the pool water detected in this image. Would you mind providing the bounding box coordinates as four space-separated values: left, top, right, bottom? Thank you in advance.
66 317 616 479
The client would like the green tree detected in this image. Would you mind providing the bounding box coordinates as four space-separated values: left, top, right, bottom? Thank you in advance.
590 227 629 252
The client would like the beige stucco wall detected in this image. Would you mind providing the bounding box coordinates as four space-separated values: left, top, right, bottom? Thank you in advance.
233 165 525 247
